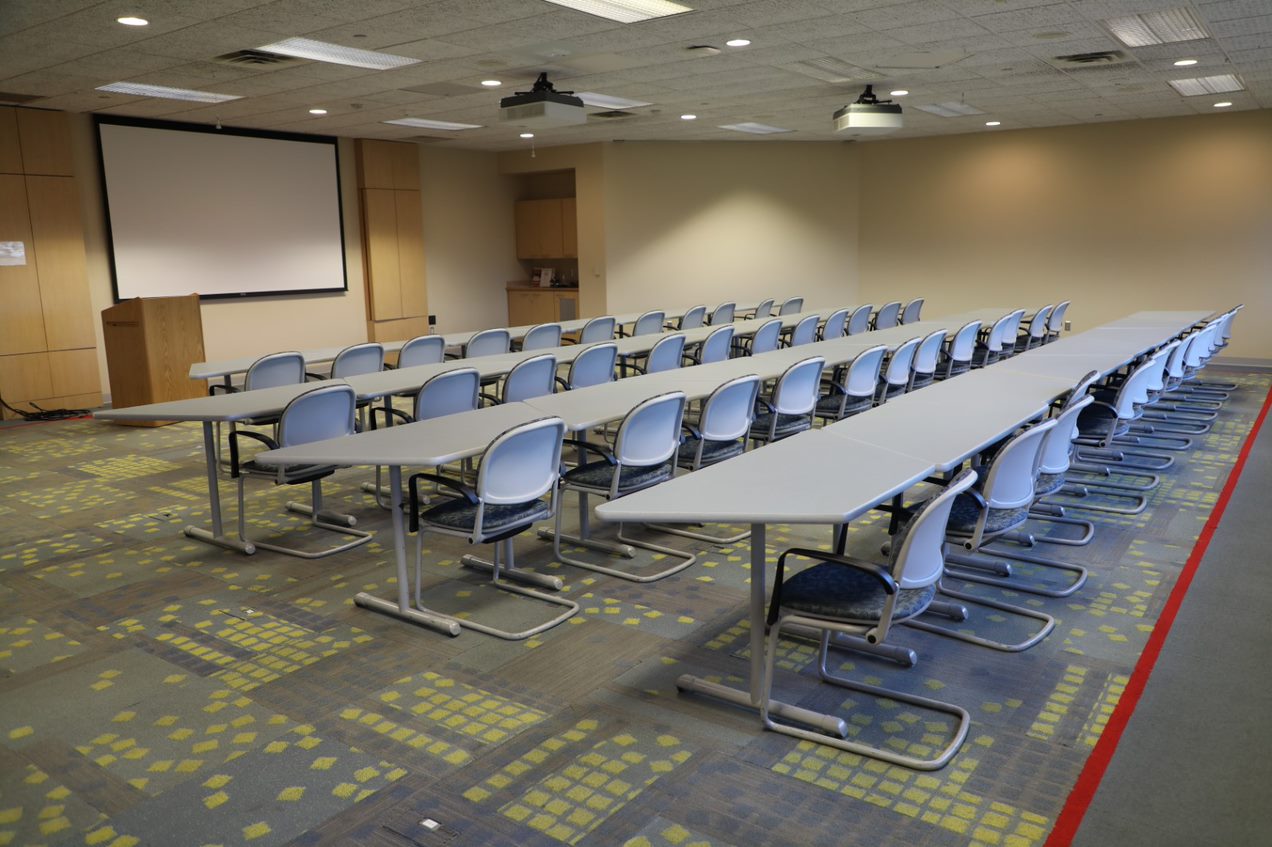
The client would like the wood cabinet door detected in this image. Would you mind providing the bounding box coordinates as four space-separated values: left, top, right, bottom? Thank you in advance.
561 197 577 258
361 188 403 321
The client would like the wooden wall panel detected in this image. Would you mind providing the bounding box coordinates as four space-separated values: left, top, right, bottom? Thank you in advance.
391 142 419 190
0 173 48 355
26 175 94 350
48 348 101 397
356 140 398 190
15 108 73 176
0 352 52 404
562 197 577 258
0 107 21 174
367 316 428 346
360 188 403 321
395 190 427 317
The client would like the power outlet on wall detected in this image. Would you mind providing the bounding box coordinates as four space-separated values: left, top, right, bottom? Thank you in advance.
1064 320 1072 331
428 314 437 334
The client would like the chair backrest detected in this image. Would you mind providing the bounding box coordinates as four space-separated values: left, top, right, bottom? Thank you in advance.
1190 321 1222 366
631 310 666 337
566 343 617 390
1028 305 1054 341
678 305 707 329
331 342 385 378
874 301 902 329
882 336 922 388
752 298 775 319
1058 370 1101 414
842 345 888 398
521 323 563 351
901 297 925 325
1168 330 1201 379
708 302 736 325
1003 308 1027 339
645 333 686 373
466 328 511 358
398 335 445 368
502 354 556 402
579 316 617 344
414 367 480 421
948 320 983 363
1144 342 1177 393
847 304 874 335
277 384 357 448
699 374 762 442
912 329 948 376
777 296 804 316
788 313 819 347
1219 304 1242 342
771 356 825 416
820 308 849 340
699 325 735 364
985 313 1014 353
1048 300 1070 333
980 418 1057 511
244 351 305 391
614 391 687 469
1113 359 1156 417
1038 394 1094 475
893 467 978 589
749 319 783 355
477 416 567 507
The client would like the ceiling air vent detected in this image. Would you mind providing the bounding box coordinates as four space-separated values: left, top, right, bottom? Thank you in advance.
1052 50 1131 68
214 49 303 68
0 91 44 104
589 109 636 119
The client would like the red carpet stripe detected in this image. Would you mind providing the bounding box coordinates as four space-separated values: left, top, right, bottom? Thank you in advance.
1045 381 1272 846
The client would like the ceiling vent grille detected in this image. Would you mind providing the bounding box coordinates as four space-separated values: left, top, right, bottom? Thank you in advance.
589 109 636 119
1052 50 1131 68
788 57 881 83
0 91 44 104
214 49 303 67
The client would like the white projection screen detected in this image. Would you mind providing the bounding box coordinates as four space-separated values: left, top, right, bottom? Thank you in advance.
97 117 346 300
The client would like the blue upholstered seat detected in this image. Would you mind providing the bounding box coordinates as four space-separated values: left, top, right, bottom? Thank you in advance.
563 460 673 494
945 493 1029 535
677 438 744 467
750 412 810 439
418 497 550 534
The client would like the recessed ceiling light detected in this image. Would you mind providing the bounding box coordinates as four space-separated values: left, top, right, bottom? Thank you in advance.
680 114 697 120
481 80 502 87
96 82 241 103
116 16 149 26
576 92 652 109
257 37 419 70
1173 58 1198 67
520 133 535 139
541 0 691 23
1102 8 1208 47
719 122 791 135
384 118 482 130
309 108 328 115
725 38 751 47
1168 74 1244 96
914 101 984 118
1214 101 1232 108
889 89 909 97
985 121 1001 126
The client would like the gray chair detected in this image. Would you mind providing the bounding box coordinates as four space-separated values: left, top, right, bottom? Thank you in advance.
750 298 775 319
631 333 685 375
1045 300 1070 342
626 310 666 337
559 343 617 391
1014 305 1053 352
464 328 512 358
873 301 902 330
548 392 695 582
210 350 305 471
677 305 707 330
759 468 978 770
777 296 804 316
940 320 982 379
482 354 556 405
846 303 874 335
736 318 782 357
519 323 563 351
750 356 825 446
686 325 734 365
876 336 922 403
900 298 925 324
819 308 849 341
407 416 577 640
397 335 446 368
578 316 616 344
816 345 887 423
229 384 372 559
786 313 820 347
909 329 948 389
708 302 736 325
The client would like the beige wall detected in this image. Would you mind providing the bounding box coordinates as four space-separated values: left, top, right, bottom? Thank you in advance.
603 141 861 315
858 109 1272 360
418 146 522 334
72 116 369 395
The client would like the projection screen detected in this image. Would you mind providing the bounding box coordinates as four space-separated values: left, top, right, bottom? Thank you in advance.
96 117 346 301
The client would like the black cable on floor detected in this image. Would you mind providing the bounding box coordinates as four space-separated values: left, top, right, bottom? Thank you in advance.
0 393 90 422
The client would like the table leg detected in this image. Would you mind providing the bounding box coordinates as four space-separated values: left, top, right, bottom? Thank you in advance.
184 421 254 554
674 522 848 738
353 465 462 636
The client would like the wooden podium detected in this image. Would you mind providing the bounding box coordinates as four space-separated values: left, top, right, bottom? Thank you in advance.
101 295 206 425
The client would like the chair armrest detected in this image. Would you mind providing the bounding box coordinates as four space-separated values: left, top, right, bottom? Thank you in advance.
479 391 501 407
768 547 898 627
562 437 615 464
555 375 571 391
228 429 278 477
407 472 477 532
754 396 775 415
370 406 413 429
680 421 703 442
208 383 240 396
305 371 327 382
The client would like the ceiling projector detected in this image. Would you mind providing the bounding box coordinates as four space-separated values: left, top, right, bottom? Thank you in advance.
834 85 903 135
500 72 586 127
